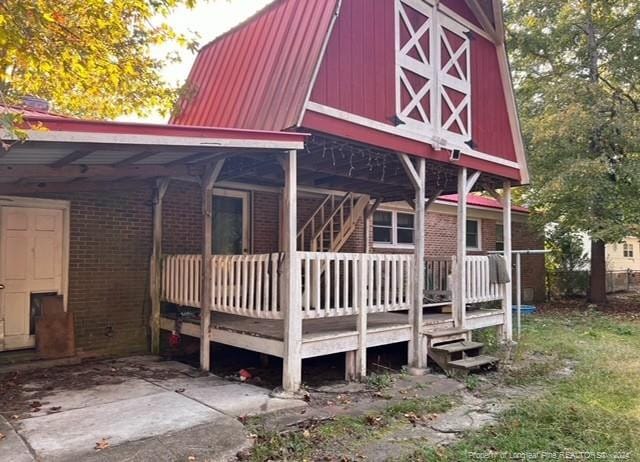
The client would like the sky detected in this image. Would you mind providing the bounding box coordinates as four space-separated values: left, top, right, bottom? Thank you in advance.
120 0 274 123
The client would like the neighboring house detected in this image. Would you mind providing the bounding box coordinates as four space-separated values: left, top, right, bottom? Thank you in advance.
1 0 531 392
606 238 640 272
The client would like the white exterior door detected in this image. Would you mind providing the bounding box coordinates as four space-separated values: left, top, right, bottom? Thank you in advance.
0 206 64 351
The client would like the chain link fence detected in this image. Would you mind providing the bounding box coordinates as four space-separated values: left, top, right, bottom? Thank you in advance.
546 269 640 299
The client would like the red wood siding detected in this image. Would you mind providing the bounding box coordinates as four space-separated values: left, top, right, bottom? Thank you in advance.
310 0 396 125
308 0 518 165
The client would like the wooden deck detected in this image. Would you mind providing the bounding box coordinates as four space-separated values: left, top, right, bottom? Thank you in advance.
160 308 503 360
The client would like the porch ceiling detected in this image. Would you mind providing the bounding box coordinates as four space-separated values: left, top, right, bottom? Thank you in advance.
0 141 293 195
0 132 504 200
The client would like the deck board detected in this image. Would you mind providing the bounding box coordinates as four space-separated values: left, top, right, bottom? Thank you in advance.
210 312 411 342
162 309 503 345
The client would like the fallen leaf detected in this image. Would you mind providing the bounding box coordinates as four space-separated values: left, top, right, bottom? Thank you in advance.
175 388 186 393
30 401 41 408
188 456 196 461
95 438 110 451
302 429 311 438
0 432 5 440
49 406 62 412
10 415 19 420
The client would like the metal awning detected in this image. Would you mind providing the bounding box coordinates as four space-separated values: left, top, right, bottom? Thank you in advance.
0 114 307 195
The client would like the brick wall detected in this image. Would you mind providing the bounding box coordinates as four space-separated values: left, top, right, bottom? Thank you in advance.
19 186 154 357
5 184 544 362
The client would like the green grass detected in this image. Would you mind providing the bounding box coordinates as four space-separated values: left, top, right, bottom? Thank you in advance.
249 311 640 461
248 396 458 461
408 311 640 461
366 372 395 391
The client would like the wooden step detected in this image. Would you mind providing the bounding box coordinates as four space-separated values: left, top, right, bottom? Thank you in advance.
448 355 499 370
424 328 469 337
431 341 484 354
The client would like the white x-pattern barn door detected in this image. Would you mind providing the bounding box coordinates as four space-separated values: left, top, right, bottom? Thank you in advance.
395 0 471 145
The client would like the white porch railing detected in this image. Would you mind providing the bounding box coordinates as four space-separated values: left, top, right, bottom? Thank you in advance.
424 257 453 299
162 253 282 319
162 252 413 320
211 254 282 319
463 255 504 303
161 253 504 323
163 255 202 308
298 252 413 318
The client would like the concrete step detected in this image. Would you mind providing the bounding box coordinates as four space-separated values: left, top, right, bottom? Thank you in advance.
448 355 499 370
431 341 484 354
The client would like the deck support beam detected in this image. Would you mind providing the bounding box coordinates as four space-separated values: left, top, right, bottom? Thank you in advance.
200 159 225 371
408 156 427 373
501 180 513 342
454 167 468 329
150 178 170 354
281 150 302 392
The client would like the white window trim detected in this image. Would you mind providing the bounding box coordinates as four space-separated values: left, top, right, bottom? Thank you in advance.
372 208 416 250
466 218 482 251
623 242 634 258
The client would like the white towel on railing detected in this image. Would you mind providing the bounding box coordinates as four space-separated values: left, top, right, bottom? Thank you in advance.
488 255 510 284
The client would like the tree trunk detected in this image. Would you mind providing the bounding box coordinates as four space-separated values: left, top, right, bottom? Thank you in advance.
589 239 606 304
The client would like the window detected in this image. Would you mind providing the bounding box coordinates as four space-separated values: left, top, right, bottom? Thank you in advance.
397 212 415 244
466 219 480 250
373 211 393 244
395 0 471 145
623 242 634 258
373 210 415 247
495 224 504 251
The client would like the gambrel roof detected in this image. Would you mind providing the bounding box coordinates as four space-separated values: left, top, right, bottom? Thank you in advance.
172 0 528 184
171 0 340 131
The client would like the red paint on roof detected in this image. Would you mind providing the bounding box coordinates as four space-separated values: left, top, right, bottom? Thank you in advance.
13 109 308 144
439 194 529 213
171 0 340 131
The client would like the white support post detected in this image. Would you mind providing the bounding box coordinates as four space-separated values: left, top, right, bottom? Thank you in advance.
454 167 468 329
282 150 302 393
200 160 225 371
502 180 513 342
516 251 522 339
150 178 170 354
408 158 427 373
356 254 368 379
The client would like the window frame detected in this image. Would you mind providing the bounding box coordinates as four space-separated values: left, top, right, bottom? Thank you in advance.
623 242 634 258
495 223 504 252
466 218 481 251
372 208 416 249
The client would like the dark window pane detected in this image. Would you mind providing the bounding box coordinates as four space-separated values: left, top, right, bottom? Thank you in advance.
466 219 479 249
397 228 414 244
373 211 392 226
466 219 478 234
373 227 392 243
213 196 244 255
397 212 414 228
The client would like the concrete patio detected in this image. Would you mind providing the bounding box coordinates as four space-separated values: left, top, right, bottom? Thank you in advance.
0 356 306 461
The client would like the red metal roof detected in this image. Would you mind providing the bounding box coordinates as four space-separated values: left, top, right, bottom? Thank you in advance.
439 194 529 213
171 0 340 131
15 110 308 145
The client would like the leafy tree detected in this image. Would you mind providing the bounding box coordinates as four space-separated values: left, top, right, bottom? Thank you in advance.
506 0 640 303
0 0 200 126
546 225 590 298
